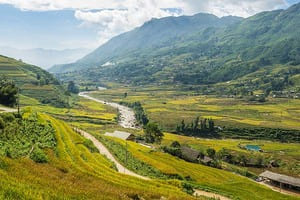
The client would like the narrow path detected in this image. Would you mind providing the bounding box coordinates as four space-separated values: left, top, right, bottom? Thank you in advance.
0 106 17 113
194 190 231 200
79 92 138 129
74 127 149 180
258 181 300 197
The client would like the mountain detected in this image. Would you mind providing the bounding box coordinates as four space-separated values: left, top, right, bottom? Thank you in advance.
0 55 69 107
49 13 242 73
0 47 91 69
52 3 300 95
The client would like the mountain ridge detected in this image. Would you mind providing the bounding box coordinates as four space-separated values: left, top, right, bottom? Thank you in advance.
50 3 300 96
50 13 242 73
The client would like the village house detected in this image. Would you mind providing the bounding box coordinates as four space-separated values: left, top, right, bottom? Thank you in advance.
180 146 213 165
259 171 300 192
105 131 135 141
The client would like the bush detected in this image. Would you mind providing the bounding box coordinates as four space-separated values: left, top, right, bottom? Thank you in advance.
30 147 48 163
83 139 99 153
0 117 5 129
1 113 15 122
182 182 194 195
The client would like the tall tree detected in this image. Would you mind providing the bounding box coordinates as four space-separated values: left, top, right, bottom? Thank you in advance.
67 81 79 94
144 122 164 144
0 78 18 107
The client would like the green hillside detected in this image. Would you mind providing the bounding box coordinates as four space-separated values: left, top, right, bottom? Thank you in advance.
54 3 300 96
50 14 242 73
0 55 68 107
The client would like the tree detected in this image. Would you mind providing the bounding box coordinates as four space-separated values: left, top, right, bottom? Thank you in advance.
237 154 248 166
180 120 185 132
0 117 5 129
208 119 215 132
193 116 200 131
170 141 181 148
124 92 128 98
0 78 18 107
67 81 79 94
207 148 216 158
144 122 164 144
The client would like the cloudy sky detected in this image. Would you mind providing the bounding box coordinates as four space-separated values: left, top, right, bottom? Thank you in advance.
0 0 299 50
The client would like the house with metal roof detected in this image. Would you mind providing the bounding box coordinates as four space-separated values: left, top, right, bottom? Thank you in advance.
259 171 300 192
105 131 135 141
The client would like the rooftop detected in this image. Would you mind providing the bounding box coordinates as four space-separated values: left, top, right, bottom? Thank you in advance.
181 146 200 161
260 171 300 187
105 131 134 140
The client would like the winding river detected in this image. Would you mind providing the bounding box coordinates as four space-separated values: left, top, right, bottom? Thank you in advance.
79 89 138 129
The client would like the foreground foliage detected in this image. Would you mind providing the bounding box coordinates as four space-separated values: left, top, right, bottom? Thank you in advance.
0 111 56 163
0 112 194 200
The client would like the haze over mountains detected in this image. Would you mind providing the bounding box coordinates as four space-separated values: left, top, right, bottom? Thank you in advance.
0 47 91 69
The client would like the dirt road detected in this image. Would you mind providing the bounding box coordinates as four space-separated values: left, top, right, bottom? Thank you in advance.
75 127 149 180
0 106 17 113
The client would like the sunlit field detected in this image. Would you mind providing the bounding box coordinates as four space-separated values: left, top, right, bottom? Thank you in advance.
92 134 299 200
0 112 194 200
89 85 300 131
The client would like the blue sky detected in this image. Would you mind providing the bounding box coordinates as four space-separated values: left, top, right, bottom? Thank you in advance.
0 0 299 50
0 5 98 49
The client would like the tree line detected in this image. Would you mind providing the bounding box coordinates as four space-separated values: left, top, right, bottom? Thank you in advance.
176 116 217 137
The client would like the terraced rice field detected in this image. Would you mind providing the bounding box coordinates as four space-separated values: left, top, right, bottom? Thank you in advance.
0 113 194 200
97 135 299 200
90 85 300 130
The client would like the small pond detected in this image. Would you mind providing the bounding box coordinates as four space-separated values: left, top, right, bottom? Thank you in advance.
245 145 261 151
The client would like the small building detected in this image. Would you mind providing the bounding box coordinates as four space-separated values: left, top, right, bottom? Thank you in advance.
105 131 135 141
180 146 200 162
180 146 213 165
259 171 300 192
200 156 213 165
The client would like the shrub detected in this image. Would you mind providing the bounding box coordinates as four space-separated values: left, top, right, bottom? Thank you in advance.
83 139 99 153
0 117 5 129
30 147 48 163
1 113 15 122
182 182 194 195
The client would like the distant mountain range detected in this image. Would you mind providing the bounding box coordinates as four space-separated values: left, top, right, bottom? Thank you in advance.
50 13 242 73
0 47 91 69
50 3 300 95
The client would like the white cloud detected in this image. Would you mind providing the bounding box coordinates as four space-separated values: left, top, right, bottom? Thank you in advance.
74 0 177 44
0 0 289 46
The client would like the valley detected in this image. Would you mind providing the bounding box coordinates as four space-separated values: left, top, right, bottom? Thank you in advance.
0 1 300 200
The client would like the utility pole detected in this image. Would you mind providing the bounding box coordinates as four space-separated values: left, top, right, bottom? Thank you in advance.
125 141 128 167
17 88 20 116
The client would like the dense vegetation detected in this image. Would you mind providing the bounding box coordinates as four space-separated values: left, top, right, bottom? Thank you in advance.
221 127 300 142
0 111 56 163
0 78 18 107
0 55 69 107
176 116 217 137
55 4 300 97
